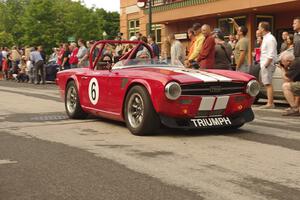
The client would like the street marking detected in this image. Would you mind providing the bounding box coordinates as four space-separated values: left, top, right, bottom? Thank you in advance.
0 159 18 165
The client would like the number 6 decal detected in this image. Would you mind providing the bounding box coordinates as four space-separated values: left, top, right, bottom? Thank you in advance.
88 78 99 105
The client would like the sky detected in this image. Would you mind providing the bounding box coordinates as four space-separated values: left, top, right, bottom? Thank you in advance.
83 0 120 12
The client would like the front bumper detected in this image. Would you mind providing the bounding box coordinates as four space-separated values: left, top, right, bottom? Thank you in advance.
159 108 254 129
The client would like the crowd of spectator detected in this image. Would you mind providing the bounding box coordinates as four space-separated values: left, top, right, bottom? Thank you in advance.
162 17 300 116
0 17 299 116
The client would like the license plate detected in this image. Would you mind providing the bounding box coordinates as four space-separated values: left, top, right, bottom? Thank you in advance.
190 117 232 128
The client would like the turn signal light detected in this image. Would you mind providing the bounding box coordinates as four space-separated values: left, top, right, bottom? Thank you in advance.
237 105 243 110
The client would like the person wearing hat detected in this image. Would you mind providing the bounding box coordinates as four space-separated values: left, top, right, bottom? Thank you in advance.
214 31 233 70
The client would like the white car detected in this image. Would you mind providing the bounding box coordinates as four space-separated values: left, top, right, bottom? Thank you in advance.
256 66 285 101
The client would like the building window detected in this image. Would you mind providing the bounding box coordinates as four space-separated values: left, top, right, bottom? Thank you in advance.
151 24 162 44
128 19 140 39
218 16 247 36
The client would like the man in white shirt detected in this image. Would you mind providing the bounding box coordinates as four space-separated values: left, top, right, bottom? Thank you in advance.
258 21 277 109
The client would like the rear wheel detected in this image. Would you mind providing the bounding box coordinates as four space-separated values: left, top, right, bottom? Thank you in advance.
124 85 160 136
65 81 87 119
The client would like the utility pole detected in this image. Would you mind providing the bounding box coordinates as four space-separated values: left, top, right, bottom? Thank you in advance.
137 0 153 36
148 0 152 36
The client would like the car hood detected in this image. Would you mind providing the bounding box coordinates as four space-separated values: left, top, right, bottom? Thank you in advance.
121 67 255 84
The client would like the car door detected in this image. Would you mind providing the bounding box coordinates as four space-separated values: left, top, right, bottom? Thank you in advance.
106 68 127 114
80 68 110 111
272 67 284 98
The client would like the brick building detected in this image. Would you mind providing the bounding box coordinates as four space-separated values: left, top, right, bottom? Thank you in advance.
120 0 300 57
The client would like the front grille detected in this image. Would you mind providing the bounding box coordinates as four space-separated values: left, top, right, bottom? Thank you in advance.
181 82 246 96
197 109 225 117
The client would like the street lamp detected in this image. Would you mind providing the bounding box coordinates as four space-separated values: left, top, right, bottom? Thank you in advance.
137 0 152 36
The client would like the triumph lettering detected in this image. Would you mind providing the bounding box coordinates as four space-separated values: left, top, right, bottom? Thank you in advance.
191 117 232 127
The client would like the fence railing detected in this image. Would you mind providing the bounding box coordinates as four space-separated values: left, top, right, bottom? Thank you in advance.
144 0 219 13
150 0 185 7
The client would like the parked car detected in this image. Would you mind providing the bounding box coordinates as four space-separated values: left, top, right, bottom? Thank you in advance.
45 61 59 82
250 64 285 101
56 40 260 136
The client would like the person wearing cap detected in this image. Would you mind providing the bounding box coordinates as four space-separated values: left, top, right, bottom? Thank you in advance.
214 31 232 70
168 33 185 65
186 23 205 69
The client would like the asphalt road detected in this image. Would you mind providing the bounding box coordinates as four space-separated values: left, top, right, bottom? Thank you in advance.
0 80 300 200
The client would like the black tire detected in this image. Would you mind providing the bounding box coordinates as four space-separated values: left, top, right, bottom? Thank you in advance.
65 81 87 119
124 85 160 136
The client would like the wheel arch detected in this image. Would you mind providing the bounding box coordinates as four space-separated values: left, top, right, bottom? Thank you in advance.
66 76 80 94
64 75 83 103
121 80 159 119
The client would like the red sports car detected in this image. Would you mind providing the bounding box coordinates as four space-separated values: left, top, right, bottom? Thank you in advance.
56 40 260 136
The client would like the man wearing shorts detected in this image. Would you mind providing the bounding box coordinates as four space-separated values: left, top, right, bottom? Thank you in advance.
258 21 277 109
280 51 300 116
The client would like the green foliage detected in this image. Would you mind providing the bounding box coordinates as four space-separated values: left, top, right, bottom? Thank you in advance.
0 31 14 47
0 0 120 53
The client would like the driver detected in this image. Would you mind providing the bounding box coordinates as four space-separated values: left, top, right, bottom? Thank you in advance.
96 54 113 70
136 51 151 65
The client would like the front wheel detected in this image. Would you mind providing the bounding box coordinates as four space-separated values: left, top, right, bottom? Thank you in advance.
124 86 160 136
65 81 87 119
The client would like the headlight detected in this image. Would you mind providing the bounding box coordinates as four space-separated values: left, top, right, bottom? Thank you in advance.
165 82 181 100
246 80 260 97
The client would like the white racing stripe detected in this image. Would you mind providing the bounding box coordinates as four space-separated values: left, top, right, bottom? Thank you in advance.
214 96 230 110
198 97 216 111
199 71 232 82
173 69 218 82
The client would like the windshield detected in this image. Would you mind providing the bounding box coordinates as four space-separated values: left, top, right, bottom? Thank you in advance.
113 58 184 69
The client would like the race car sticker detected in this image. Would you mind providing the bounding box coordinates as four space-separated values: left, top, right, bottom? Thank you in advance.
88 78 99 105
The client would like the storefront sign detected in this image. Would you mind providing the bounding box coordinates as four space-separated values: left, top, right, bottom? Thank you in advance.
174 33 188 40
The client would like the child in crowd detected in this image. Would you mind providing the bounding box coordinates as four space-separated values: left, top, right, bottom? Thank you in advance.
16 56 29 82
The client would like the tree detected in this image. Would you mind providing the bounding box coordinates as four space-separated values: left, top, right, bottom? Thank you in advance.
0 0 120 53
0 31 14 47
